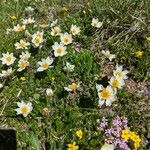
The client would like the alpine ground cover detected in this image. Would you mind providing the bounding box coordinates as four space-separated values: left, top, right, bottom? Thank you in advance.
0 0 150 150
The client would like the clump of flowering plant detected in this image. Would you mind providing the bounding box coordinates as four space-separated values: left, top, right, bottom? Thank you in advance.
97 116 141 150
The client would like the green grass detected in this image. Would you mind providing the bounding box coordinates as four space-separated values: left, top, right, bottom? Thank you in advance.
0 0 149 149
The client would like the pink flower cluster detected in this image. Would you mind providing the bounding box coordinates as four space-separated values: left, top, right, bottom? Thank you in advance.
97 116 130 150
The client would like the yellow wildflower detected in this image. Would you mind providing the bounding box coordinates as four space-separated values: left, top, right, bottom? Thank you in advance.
67 142 79 150
121 130 141 149
130 132 141 149
134 50 144 58
20 77 26 81
146 36 150 41
76 129 83 139
121 129 130 140
10 16 17 20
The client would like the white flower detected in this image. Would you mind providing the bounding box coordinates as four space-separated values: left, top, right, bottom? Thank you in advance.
0 52 16 66
113 65 129 79
109 76 125 89
100 143 114 150
96 84 116 106
32 31 44 47
64 62 75 72
70 24 80 35
52 42 67 57
23 17 35 25
25 6 34 12
0 67 13 77
50 19 58 27
15 101 32 117
64 83 80 92
13 24 26 32
46 88 54 96
102 50 115 61
60 32 72 45
0 83 3 88
37 57 53 72
51 26 61 36
19 51 31 61
15 39 30 50
91 18 103 28
17 60 29 72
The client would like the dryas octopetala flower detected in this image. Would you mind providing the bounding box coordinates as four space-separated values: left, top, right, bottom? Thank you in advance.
15 39 30 50
0 52 16 66
60 32 72 45
46 88 54 96
17 60 29 72
52 42 67 57
109 76 125 89
13 24 26 32
0 67 13 77
64 82 80 92
70 24 80 35
100 143 114 150
32 31 44 47
91 18 103 28
67 142 79 150
22 17 35 25
76 129 83 139
96 84 116 106
37 57 53 72
51 26 61 36
101 50 115 61
19 51 31 61
113 65 129 79
64 62 75 72
15 100 32 117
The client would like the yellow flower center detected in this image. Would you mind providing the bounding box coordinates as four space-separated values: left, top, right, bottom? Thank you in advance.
42 63 49 69
116 71 123 78
99 88 111 99
111 79 119 88
19 42 25 49
57 47 63 54
69 83 78 92
64 37 69 43
71 29 76 34
20 62 27 69
34 36 41 44
21 106 28 113
18 26 24 32
6 56 12 62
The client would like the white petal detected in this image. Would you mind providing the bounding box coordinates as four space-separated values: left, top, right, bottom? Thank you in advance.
37 67 44 72
96 84 103 91
98 100 105 106
64 87 72 91
105 100 112 106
